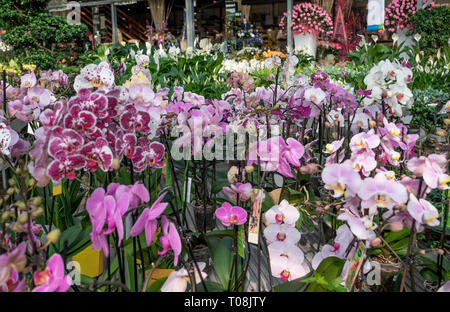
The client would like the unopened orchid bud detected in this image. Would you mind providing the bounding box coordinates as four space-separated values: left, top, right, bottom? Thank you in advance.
390 221 404 232
15 168 22 175
28 178 36 188
1 211 9 222
11 222 24 233
437 249 445 255
444 119 450 126
31 207 44 219
8 178 16 187
324 121 332 128
227 166 238 183
111 158 120 170
371 238 381 247
244 166 254 173
436 129 447 137
15 201 26 211
6 188 15 196
369 120 377 128
46 229 61 244
316 207 323 213
419 250 426 255
18 212 28 225
30 197 42 207
332 132 338 139
273 104 280 110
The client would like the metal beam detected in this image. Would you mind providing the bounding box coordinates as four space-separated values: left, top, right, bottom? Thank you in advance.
287 0 293 54
185 0 194 49
111 3 118 44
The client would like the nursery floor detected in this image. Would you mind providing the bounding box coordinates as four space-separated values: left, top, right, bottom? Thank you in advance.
184 203 429 292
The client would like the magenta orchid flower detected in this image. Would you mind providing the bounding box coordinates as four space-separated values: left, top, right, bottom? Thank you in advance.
47 151 86 181
119 104 152 134
222 182 253 203
68 89 108 118
80 137 113 173
215 202 248 227
321 162 362 198
132 139 165 172
407 194 440 227
32 254 72 292
86 187 130 255
265 200 299 227
264 223 301 245
48 127 84 157
130 192 167 246
158 216 182 266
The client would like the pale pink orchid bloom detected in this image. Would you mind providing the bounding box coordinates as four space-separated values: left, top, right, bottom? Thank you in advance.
265 200 299 227
264 223 301 245
268 241 309 282
215 202 248 227
358 173 408 214
158 216 182 266
32 254 72 292
0 269 25 292
160 262 207 292
20 73 37 89
222 183 253 203
130 192 168 246
321 162 362 198
407 193 440 227
280 137 305 168
0 242 27 286
324 138 344 154
311 224 354 269
337 209 377 241
349 130 380 153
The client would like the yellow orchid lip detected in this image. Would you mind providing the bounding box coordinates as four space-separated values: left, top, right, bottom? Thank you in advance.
331 182 346 197
374 194 390 207
325 144 333 153
91 78 102 87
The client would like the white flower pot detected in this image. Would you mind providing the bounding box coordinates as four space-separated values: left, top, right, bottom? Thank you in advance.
294 32 317 59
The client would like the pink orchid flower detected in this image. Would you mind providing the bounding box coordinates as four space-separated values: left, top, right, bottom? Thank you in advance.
131 192 167 246
407 154 449 190
0 242 27 286
321 162 362 198
312 224 354 269
268 241 310 282
264 223 301 245
47 151 86 182
337 209 377 241
0 269 25 292
48 127 84 157
407 193 440 227
358 173 408 214
215 202 248 227
32 254 72 292
265 200 299 227
222 183 253 203
158 216 182 266
21 73 37 89
132 139 165 172
87 187 130 255
161 262 207 292
80 137 114 173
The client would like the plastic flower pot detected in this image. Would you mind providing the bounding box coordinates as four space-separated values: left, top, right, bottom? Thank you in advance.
192 244 212 273
369 256 402 291
188 200 216 232
294 32 318 58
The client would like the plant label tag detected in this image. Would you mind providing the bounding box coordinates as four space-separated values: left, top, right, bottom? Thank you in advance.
27 123 34 134
248 189 264 245
184 177 192 204
346 241 366 290
53 180 62 196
